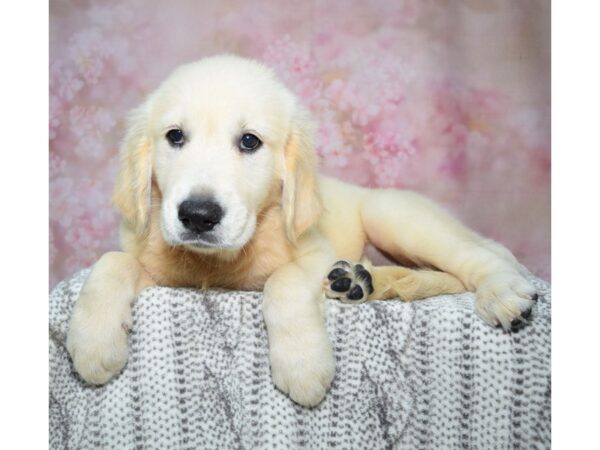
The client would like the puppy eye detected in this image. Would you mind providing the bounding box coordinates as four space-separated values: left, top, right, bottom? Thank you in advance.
166 128 185 147
239 133 262 153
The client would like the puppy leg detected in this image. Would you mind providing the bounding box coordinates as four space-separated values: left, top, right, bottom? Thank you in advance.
324 260 465 303
66 251 154 384
263 242 336 407
372 266 466 300
360 190 537 330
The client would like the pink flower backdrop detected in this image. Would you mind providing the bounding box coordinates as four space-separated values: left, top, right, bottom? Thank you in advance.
49 0 550 288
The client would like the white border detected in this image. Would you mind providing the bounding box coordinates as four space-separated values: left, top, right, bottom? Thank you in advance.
553 0 600 447
0 1 49 448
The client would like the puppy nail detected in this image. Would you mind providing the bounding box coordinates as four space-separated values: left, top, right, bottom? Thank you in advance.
510 318 525 332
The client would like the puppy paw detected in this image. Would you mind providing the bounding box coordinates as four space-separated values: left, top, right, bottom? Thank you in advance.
66 299 131 385
475 272 538 331
323 260 374 304
269 333 335 407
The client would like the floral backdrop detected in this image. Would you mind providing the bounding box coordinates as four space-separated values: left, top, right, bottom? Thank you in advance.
49 0 550 288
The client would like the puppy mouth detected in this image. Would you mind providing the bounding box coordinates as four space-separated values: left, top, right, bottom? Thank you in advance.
186 240 219 249
178 232 243 251
181 240 246 255
180 230 218 244
178 232 224 250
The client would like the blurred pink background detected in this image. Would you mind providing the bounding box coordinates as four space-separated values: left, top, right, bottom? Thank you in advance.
49 0 550 288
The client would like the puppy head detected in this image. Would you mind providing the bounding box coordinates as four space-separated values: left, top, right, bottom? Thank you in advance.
113 55 321 253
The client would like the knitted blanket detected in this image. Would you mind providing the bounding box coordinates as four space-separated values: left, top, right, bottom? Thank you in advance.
49 269 551 450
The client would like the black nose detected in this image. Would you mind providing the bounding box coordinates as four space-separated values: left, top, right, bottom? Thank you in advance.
178 198 224 233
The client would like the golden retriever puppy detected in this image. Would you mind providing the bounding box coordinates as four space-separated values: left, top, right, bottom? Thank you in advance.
66 55 537 407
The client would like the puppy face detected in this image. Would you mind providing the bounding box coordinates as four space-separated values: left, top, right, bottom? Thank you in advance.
113 55 322 254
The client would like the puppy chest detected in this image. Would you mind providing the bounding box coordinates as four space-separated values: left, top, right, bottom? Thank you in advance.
236 242 294 290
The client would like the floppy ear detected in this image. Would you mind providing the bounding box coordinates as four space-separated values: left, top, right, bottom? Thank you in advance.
281 107 323 243
112 105 153 236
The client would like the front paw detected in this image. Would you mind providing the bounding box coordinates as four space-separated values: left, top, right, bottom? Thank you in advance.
269 333 335 407
66 299 131 385
323 260 374 304
475 272 538 331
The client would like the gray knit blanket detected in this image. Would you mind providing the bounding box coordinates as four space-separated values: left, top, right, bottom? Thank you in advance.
49 269 551 450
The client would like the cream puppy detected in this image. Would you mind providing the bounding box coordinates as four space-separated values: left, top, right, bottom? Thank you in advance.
66 55 537 407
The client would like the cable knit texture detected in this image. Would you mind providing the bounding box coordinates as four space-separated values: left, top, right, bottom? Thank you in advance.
50 269 550 449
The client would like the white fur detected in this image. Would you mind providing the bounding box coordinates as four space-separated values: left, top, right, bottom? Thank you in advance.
150 58 286 251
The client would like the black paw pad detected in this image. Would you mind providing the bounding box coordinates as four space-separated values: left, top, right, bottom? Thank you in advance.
328 267 349 281
355 269 374 295
347 285 364 301
331 277 352 292
323 259 373 304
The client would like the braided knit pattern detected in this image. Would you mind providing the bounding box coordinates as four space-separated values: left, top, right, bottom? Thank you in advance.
50 269 550 450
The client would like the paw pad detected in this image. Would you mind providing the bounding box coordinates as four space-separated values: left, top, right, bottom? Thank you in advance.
323 260 374 304
330 277 352 292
